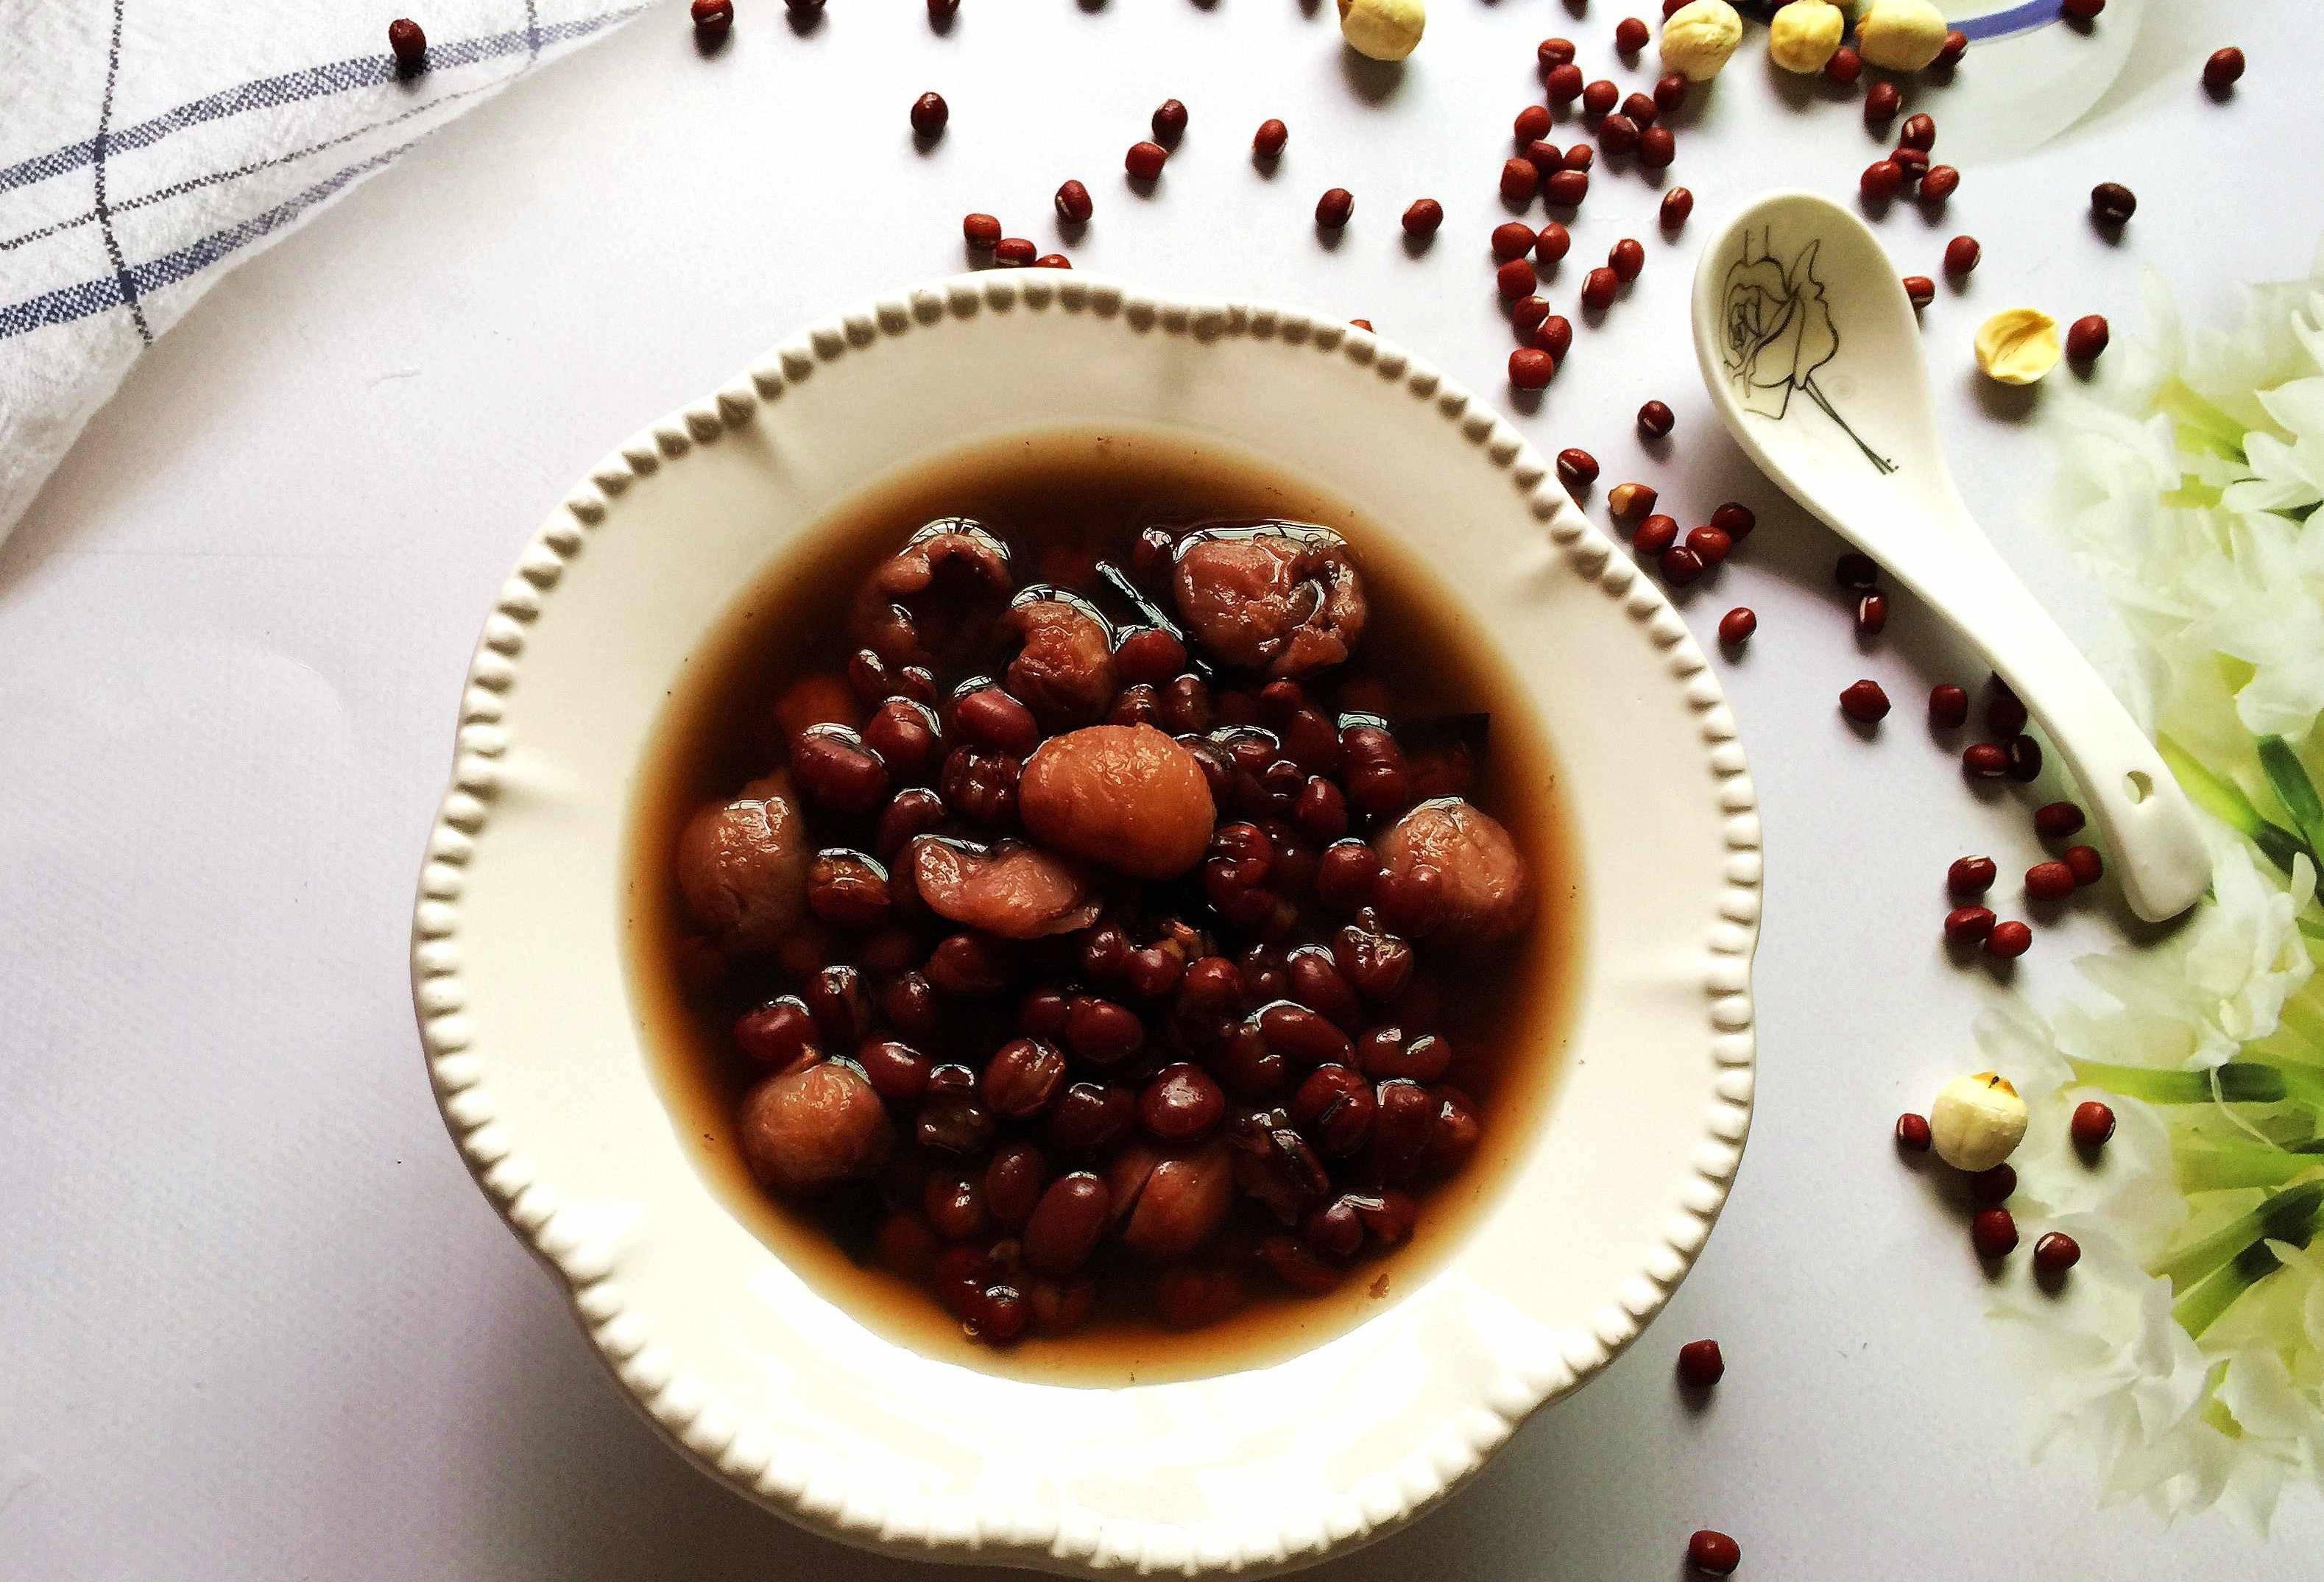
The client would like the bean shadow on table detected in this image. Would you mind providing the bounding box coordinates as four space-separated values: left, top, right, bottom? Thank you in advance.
478 1250 1698 1582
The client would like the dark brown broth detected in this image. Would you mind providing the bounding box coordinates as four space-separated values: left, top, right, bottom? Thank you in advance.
624 426 1582 1384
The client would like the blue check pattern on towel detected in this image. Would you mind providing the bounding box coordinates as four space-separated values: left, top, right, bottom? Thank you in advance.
0 0 646 544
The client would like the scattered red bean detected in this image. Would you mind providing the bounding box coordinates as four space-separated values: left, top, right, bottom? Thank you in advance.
1508 348 1556 391
388 18 427 68
2062 844 2103 886
2034 1232 2082 1276
1316 187 1355 228
1944 905 1997 945
1687 1530 1742 1576
1660 546 1706 587
1599 113 1641 158
1034 254 1072 269
1511 294 1553 340
964 212 1003 249
1054 180 1092 224
1545 63 1586 104
1890 146 1929 184
1556 448 1600 490
1623 91 1661 128
1903 275 1936 310
1522 138 1564 178
1514 105 1553 146
1711 501 1754 540
1929 683 1968 728
2090 181 2137 225
1609 237 1646 281
2063 0 2105 19
1634 515 1679 557
1963 741 2010 778
1986 677 2027 736
1126 141 1168 181
2034 800 2085 838
1943 235 1981 276
1535 314 1574 360
1677 1338 1725 1386
785 0 825 11
1254 118 1289 158
1826 44 1862 85
1897 113 1936 152
1536 221 1572 263
1637 124 1675 169
1491 222 1536 262
1661 187 1694 230
2203 46 2245 92
1835 551 1880 590
1151 98 1188 146
2007 737 2043 787
2071 1099 2116 1148
691 0 734 41
1581 266 1619 309
1971 1163 2017 1204
1609 482 1658 520
911 92 950 138
1348 318 1374 332
1896 1112 1933 1151
1865 80 1901 125
2066 315 2110 362
1948 856 1997 897
1539 37 1577 71
1615 15 1650 53
994 237 1038 266
1656 72 1689 112
1638 400 1674 438
1582 79 1619 119
928 0 958 20
1855 592 1889 636
1985 919 2033 958
1919 166 1960 202
1562 144 1594 172
1860 160 1904 202
1402 198 1445 239
1544 168 1590 207
1840 680 1890 724
1971 1207 2019 1258
1501 158 1541 203
1687 525 1731 565
1718 607 1756 648
1497 258 1539 298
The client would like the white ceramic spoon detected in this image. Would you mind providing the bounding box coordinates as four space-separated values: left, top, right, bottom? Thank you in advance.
1689 189 2208 922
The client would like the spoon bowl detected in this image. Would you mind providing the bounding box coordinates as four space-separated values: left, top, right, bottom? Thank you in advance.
1691 190 2208 922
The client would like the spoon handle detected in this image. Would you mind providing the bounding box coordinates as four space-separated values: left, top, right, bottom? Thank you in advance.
1909 534 2210 922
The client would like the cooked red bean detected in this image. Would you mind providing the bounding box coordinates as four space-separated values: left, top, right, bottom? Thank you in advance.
1113 1143 1235 1260
1024 1172 1111 1274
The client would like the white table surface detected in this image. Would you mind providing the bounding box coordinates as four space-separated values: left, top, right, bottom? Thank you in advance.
5 2 2317 1576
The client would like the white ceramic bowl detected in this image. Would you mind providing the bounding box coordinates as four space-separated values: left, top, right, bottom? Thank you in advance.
412 273 1759 1577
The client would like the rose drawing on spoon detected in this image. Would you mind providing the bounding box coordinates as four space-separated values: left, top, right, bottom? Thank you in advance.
1720 229 1896 474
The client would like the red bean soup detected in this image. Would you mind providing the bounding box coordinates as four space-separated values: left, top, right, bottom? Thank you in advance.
626 428 1581 1383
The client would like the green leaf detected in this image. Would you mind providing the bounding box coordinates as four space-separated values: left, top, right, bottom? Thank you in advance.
2258 735 2324 859
2158 1182 2324 1296
2161 736 2313 878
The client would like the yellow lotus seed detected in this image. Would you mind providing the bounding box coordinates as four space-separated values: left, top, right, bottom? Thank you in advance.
1338 0 1426 62
1856 0 1947 71
1976 309 2063 386
1660 0 1744 83
1768 0 1846 74
1930 1071 2028 1172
